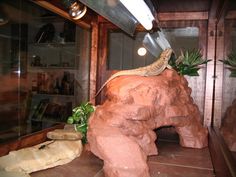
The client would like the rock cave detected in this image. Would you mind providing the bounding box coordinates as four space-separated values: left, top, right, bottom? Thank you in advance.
87 69 208 177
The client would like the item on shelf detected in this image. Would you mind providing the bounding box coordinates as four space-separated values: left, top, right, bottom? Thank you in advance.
35 72 74 95
34 23 55 43
54 78 61 94
31 100 72 122
31 99 49 121
61 71 70 95
62 62 70 67
61 20 76 42
37 73 47 94
31 55 43 67
31 79 38 94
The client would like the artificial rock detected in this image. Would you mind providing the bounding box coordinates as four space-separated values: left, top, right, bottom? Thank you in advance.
88 69 208 177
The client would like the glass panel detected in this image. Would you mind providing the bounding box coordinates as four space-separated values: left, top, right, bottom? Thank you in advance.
108 32 156 70
0 0 90 143
163 27 199 56
108 27 199 70
220 20 236 160
0 0 25 142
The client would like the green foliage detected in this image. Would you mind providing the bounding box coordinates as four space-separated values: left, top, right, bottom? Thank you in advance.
67 102 95 144
169 49 211 76
220 51 236 77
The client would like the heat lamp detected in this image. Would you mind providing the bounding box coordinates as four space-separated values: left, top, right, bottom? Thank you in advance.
119 0 155 31
61 0 87 20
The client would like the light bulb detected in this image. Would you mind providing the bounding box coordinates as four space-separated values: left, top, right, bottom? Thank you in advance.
137 47 147 56
69 2 87 20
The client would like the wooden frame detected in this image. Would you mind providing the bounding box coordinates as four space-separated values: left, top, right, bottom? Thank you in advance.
226 11 236 20
32 0 92 29
208 127 236 177
89 20 99 104
157 12 208 21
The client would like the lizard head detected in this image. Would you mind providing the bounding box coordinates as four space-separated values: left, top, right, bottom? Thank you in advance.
162 48 173 62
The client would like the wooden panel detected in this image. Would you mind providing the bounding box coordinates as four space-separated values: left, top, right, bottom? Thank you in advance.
226 10 236 19
208 0 227 20
32 1 91 29
89 21 99 104
158 20 205 28
221 21 236 129
156 0 211 12
213 19 224 127
208 127 236 177
203 19 216 126
204 0 229 126
158 12 208 21
96 23 110 104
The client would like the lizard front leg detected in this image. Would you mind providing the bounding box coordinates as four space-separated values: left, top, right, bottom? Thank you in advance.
167 64 172 69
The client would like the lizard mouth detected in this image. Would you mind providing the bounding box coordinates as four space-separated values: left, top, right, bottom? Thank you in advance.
167 48 173 55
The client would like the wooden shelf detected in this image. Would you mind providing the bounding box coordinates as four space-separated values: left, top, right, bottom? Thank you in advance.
28 67 76 72
33 93 74 97
29 42 75 47
31 118 64 124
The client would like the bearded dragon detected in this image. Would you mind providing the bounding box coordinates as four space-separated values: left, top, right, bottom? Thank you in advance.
95 48 173 97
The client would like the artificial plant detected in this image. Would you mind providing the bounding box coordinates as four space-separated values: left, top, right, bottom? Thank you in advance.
67 102 94 143
220 51 236 77
169 49 211 76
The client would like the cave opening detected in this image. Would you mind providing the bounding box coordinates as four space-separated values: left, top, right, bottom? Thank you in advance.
155 125 179 143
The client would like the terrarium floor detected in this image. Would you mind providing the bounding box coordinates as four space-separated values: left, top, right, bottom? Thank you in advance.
31 140 214 177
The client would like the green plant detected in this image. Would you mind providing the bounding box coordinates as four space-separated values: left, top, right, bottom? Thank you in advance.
169 49 211 76
220 51 236 77
67 102 95 144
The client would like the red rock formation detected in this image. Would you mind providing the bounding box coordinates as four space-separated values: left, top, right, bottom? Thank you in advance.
87 69 208 177
221 99 236 151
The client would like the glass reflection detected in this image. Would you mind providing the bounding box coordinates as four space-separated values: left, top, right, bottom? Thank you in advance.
0 0 28 142
220 22 236 159
0 0 90 143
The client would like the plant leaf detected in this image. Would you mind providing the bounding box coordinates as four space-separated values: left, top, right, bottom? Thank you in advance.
181 67 200 76
173 48 209 76
67 102 95 144
75 123 87 133
67 116 74 124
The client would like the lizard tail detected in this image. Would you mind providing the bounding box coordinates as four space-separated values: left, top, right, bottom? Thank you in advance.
94 84 105 98
94 75 116 98
94 71 127 98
